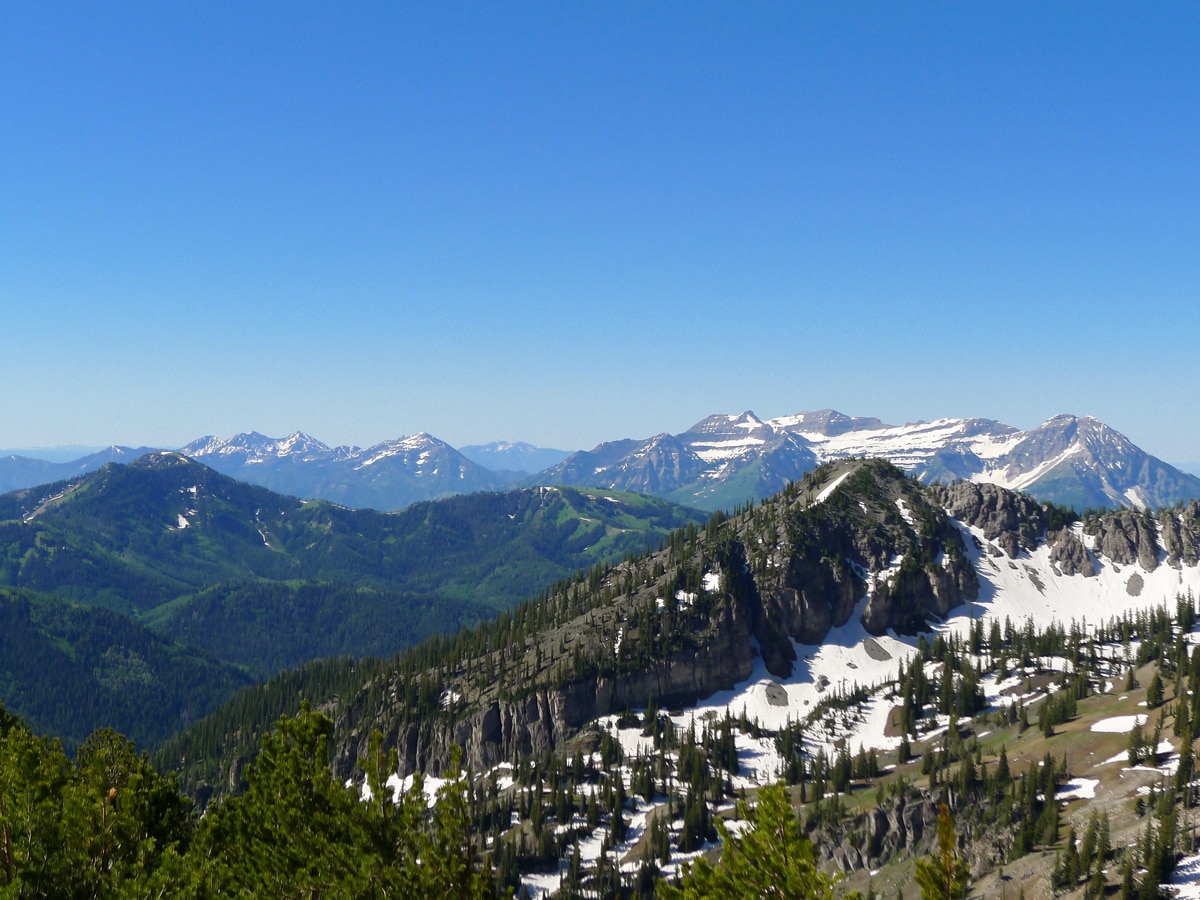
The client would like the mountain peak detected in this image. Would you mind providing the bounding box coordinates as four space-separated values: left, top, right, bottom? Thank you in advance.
132 450 193 467
768 409 888 436
180 431 332 460
685 411 771 438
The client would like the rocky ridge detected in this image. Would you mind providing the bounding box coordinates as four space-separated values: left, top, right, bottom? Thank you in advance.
322 467 1200 785
330 460 983 779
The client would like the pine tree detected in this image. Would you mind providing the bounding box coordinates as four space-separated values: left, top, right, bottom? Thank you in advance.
1079 812 1098 876
1096 811 1111 864
1147 670 1164 707
1119 856 1134 900
996 744 1010 784
914 804 970 900
656 782 836 900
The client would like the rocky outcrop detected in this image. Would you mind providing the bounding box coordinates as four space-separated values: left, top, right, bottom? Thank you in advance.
816 793 937 872
861 552 978 636
930 482 1046 558
760 559 861 644
1086 509 1160 571
334 591 760 779
1048 528 1096 577
759 462 979 642
816 789 1009 877
1160 504 1200 568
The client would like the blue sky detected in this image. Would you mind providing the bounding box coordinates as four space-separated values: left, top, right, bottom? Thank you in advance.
3 4 1198 463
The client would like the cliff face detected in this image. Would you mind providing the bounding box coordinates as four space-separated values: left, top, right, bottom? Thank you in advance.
1160 502 1200 567
335 590 761 777
1048 528 1096 577
930 482 1046 558
1085 508 1161 571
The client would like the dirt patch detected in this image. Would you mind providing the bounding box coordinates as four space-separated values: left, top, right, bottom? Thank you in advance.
1000 671 1059 697
883 705 905 738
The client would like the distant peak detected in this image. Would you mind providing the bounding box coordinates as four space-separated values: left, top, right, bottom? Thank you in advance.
768 409 888 436
132 450 195 469
684 410 769 435
1038 413 1111 430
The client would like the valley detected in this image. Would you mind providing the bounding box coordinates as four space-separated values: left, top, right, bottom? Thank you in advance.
0 453 702 749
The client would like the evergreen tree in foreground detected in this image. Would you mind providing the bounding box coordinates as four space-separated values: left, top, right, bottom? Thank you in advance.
915 803 970 900
657 782 836 900
0 700 506 898
193 704 502 898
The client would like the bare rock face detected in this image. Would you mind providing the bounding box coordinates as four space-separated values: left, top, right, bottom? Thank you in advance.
761 557 862 644
817 792 936 872
1049 528 1096 577
1160 503 1200 568
931 482 1045 558
334 589 760 780
861 552 978 636
928 555 981 617
1086 509 1160 571
752 554 864 676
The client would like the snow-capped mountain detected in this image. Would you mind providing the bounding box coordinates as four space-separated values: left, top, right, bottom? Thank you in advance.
2 410 1194 514
180 431 510 511
534 410 1200 511
458 441 572 476
181 431 338 463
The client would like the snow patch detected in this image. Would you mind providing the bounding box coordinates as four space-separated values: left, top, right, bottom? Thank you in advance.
1057 778 1099 801
1090 715 1148 734
815 471 851 504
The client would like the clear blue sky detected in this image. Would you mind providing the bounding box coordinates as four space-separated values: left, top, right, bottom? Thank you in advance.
3 4 1197 463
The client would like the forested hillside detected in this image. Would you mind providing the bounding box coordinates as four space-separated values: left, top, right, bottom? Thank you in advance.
0 453 703 748
0 587 253 753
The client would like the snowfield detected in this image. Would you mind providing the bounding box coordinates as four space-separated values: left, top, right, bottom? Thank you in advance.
1169 853 1200 900
501 518 1200 896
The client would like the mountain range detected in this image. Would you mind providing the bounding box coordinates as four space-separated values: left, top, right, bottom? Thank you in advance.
536 410 1200 512
178 430 514 509
0 409 1196 513
3 435 1199 895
